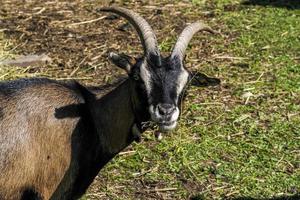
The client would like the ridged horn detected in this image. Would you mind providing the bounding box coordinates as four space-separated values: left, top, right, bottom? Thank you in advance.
100 7 160 57
171 21 216 61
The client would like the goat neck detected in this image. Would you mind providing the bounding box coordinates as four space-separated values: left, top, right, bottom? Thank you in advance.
85 78 147 164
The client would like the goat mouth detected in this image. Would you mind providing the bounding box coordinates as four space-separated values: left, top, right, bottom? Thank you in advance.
158 121 177 132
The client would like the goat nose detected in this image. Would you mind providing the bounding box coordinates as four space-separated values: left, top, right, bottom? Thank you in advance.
157 103 175 116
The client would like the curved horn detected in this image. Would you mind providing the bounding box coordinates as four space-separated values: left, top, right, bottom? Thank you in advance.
171 21 216 61
99 7 160 57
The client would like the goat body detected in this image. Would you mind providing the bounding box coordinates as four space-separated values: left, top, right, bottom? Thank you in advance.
0 78 142 199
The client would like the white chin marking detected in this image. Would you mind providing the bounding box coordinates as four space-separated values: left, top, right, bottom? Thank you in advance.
159 121 177 132
149 105 179 132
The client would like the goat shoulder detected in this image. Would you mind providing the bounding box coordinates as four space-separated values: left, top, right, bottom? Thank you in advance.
0 78 86 199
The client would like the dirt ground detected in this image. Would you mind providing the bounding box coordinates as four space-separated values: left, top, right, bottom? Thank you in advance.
0 0 225 83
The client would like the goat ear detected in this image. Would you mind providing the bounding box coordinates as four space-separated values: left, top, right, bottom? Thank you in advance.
108 52 135 74
189 71 220 87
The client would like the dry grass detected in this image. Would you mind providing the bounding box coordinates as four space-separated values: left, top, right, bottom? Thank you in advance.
0 0 299 199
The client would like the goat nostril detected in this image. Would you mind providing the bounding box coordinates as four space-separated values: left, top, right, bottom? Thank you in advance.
157 104 166 115
157 104 175 116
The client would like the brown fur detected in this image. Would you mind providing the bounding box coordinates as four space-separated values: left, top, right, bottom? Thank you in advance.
0 78 140 199
0 82 81 199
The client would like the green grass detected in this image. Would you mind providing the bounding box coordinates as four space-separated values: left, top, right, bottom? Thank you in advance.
95 1 300 199
1 0 299 199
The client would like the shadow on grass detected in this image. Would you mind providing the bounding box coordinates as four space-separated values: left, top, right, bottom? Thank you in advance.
242 0 300 10
190 193 300 200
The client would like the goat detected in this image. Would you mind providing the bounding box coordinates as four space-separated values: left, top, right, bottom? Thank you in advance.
0 7 219 200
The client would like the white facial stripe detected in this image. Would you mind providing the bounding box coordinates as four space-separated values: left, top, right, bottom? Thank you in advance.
140 60 152 96
176 69 189 96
